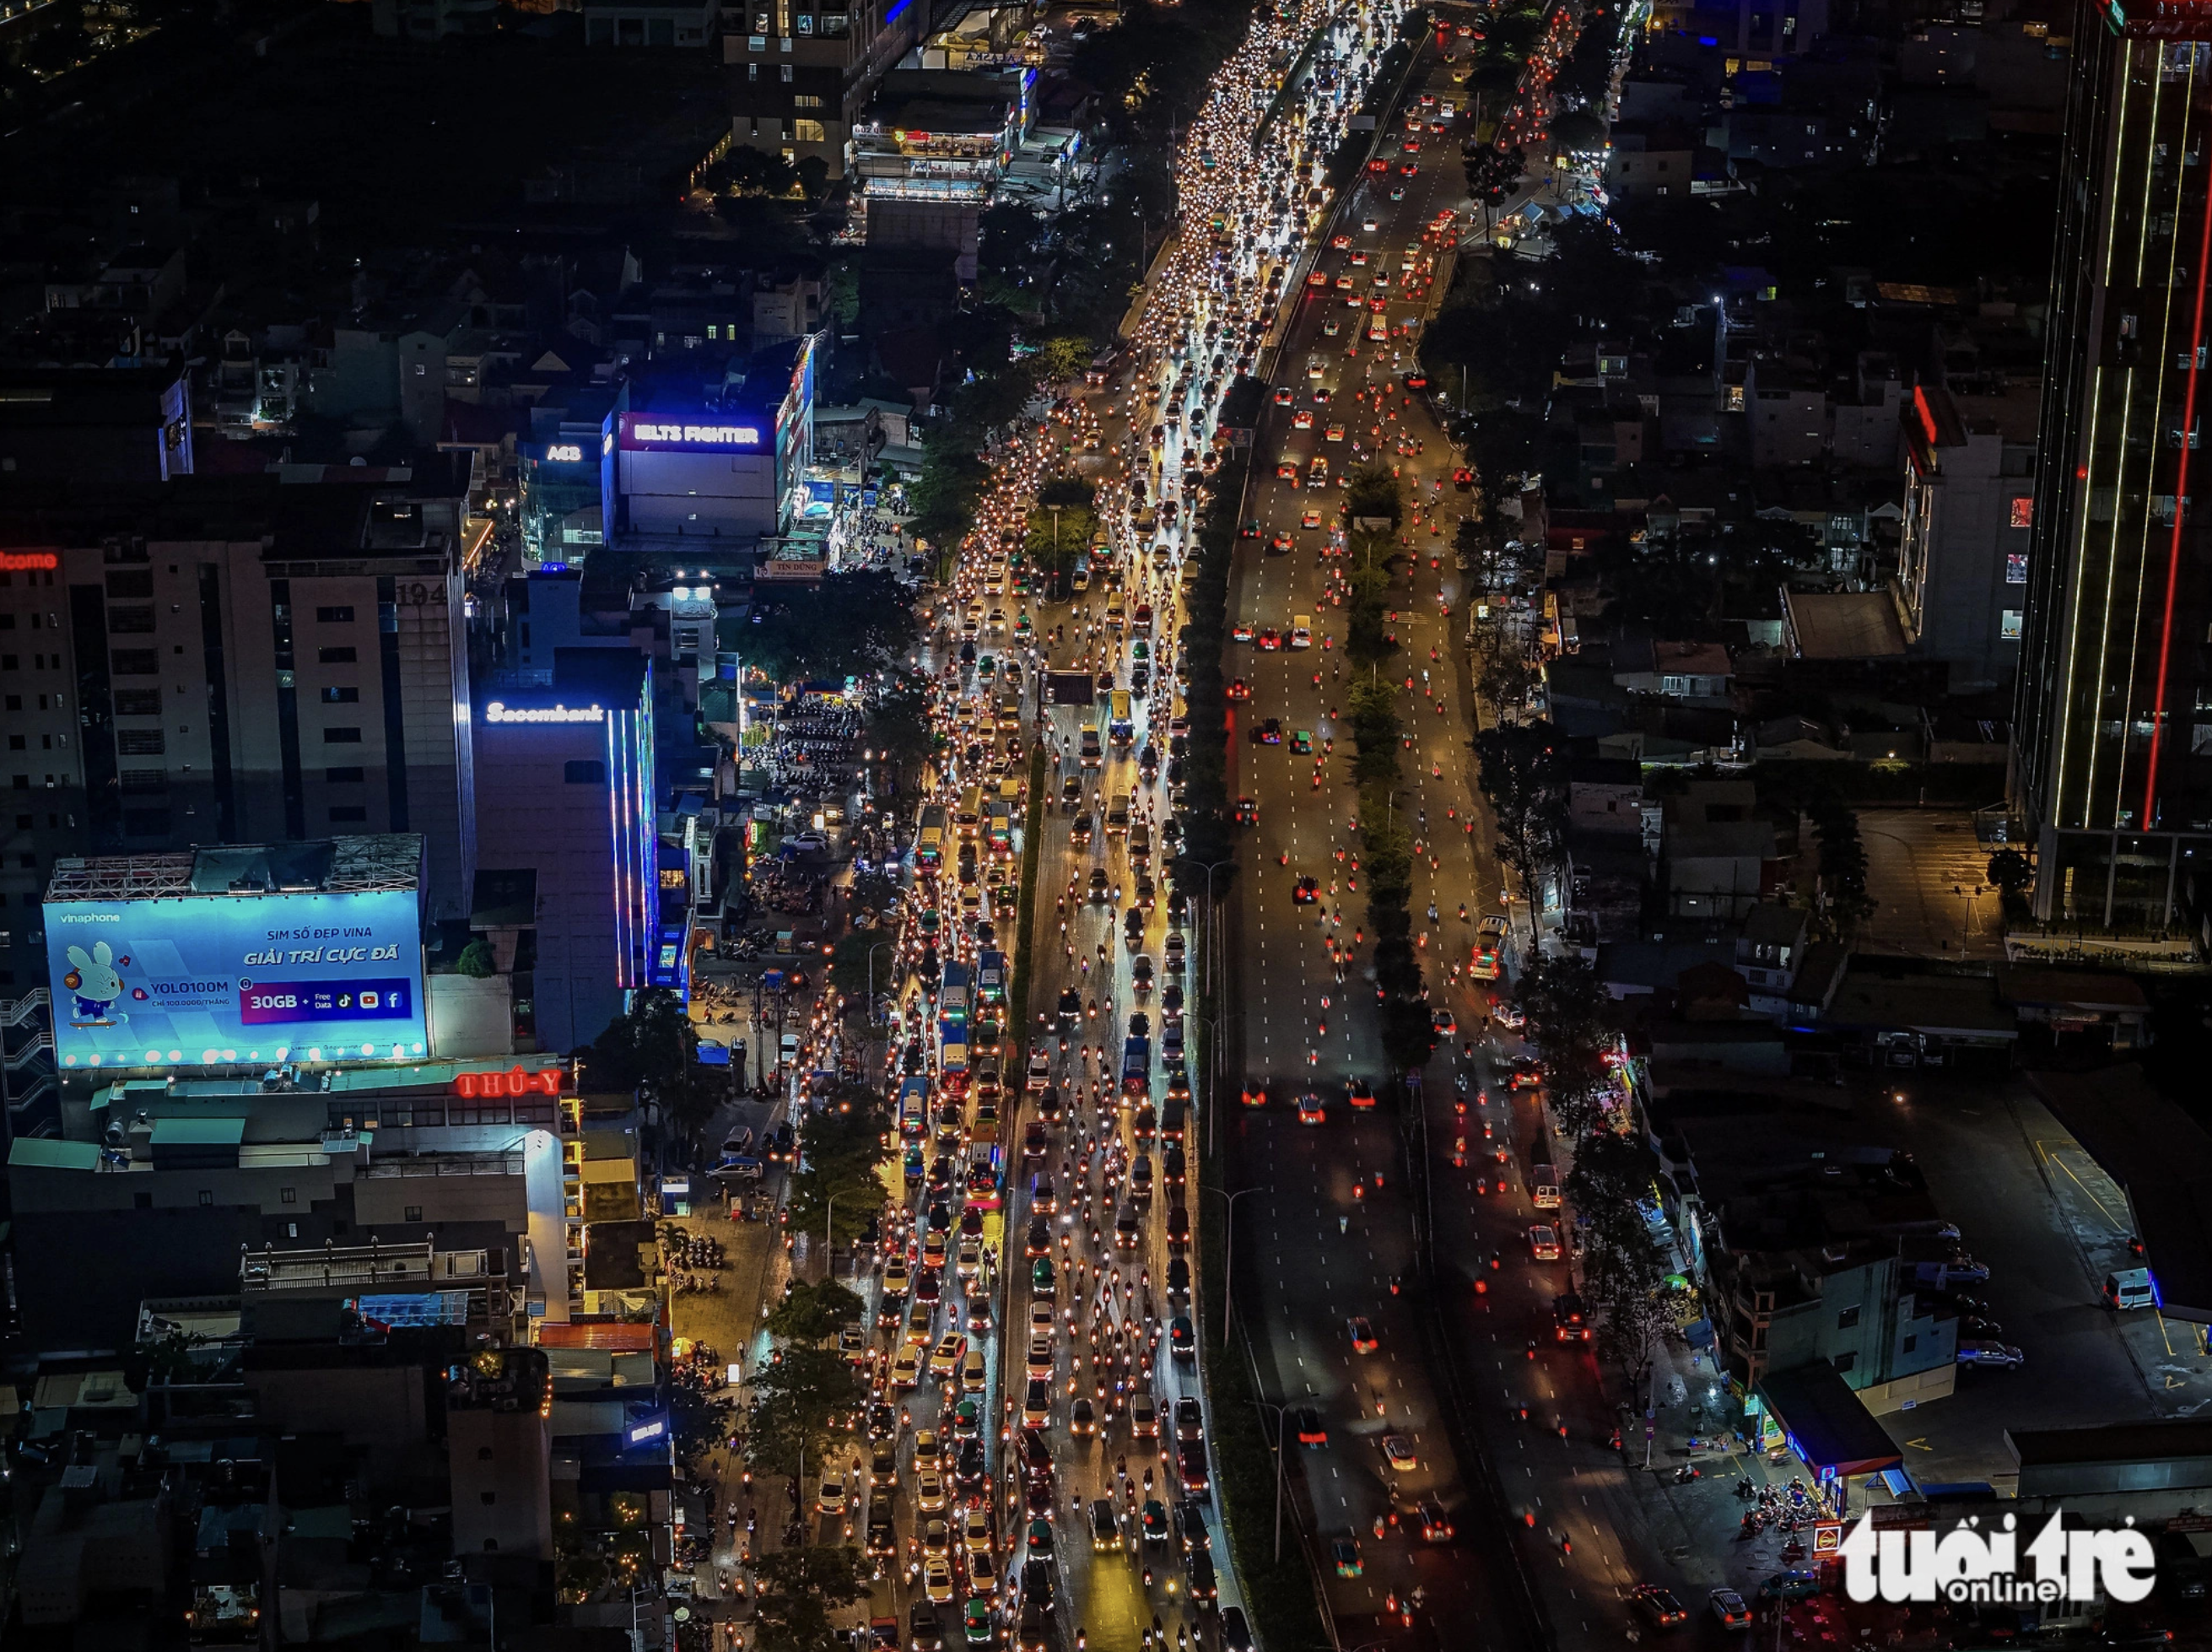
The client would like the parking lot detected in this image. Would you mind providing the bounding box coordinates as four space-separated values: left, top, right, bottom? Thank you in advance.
1842 1074 2212 1489
1857 809 2006 962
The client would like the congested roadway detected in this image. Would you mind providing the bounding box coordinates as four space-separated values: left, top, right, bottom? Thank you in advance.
844 5 1432 1652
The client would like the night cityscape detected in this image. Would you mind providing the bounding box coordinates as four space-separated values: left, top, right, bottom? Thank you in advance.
1 0 2210 1645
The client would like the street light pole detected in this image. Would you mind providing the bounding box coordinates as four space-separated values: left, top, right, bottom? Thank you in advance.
1201 1183 1263 1343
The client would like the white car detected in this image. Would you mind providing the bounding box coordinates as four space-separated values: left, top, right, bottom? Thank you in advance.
1027 1049 1053 1091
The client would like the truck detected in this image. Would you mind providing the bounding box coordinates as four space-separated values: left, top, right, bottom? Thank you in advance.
915 804 947 870
976 949 1007 1003
1530 1162 1561 1210
1080 724 1103 768
1109 690 1135 748
1122 1034 1152 1095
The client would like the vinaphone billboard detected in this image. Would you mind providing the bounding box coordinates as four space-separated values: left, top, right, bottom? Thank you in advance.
46 885 428 1070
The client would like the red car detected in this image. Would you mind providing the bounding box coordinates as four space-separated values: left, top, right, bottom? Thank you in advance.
1227 678 1252 699
1256 627 1283 651
1347 1080 1377 1109
1235 796 1258 823
1399 161 1419 176
1368 158 1389 173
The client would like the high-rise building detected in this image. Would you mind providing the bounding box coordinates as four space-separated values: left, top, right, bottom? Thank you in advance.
2014 2 2212 931
724 0 926 181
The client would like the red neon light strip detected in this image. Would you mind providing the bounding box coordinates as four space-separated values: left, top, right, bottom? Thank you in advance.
2143 190 2212 825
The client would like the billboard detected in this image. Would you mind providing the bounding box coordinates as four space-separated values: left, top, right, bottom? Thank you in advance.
616 413 764 453
46 887 427 1069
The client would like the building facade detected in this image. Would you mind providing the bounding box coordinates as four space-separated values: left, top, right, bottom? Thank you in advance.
2015 1 2212 928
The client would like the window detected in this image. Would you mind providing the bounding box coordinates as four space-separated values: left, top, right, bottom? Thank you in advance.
116 729 165 756
478 1446 494 1460
1 696 13 712
281 1186 297 1204
323 726 363 743
330 806 369 823
113 688 161 716
120 769 165 794
5 737 17 752
198 1190 214 1207
105 570 154 598
326 766 365 783
1831 1351 1857 1373
781 62 793 80
315 606 355 624
109 649 159 676
405 1205 423 1222
1836 1305 1859 1330
1902 1334 1918 1353
2004 553 2028 585
321 686 360 704
318 645 358 664
564 759 607 784
480 1491 497 1505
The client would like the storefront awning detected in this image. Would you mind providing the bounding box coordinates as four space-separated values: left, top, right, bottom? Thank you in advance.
1757 1363 1903 1480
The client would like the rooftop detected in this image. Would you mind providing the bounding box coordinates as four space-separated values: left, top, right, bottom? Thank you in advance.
46 834 425 903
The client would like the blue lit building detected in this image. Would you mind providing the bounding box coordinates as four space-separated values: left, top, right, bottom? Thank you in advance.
603 334 820 547
474 650 656 1055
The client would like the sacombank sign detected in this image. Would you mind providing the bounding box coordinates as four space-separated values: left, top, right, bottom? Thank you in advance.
485 701 606 725
618 413 763 452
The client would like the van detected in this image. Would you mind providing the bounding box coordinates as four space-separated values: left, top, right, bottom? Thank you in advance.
1107 793 1131 834
2104 1268 2157 1311
1530 1163 1561 1210
956 786 984 839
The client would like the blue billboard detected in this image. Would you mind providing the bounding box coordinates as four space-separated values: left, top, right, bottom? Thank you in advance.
46 887 428 1070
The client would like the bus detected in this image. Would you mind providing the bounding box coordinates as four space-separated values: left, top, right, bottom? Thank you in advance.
977 949 1007 1003
940 959 973 1028
1109 691 1135 748
941 1028 969 1093
956 786 985 839
898 1076 930 1141
915 805 947 870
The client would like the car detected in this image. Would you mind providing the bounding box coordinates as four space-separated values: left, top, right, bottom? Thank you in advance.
868 1402 898 1441
1293 409 1314 429
1169 1315 1195 1359
1331 1537 1363 1577
1382 1434 1416 1471
963 1508 995 1558
1175 1396 1205 1441
1418 1500 1455 1542
1071 1396 1096 1434
916 1471 947 1513
1432 1007 1458 1035
1026 1518 1055 1559
1091 1498 1119 1549
1256 626 1282 650
924 1558 956 1604
891 1347 923 1388
931 1333 967 1377
961 1349 987 1391
961 1599 993 1648
1347 1078 1376 1109
1492 1000 1526 1031
1021 1558 1055 1611
1709 1587 1752 1627
1252 716 1282 745
1554 1293 1593 1341
870 1445 899 1488
1957 1340 2026 1369
1232 621 1254 642
817 1474 849 1514
1289 728 1314 754
1027 1335 1055 1378
1141 1499 1170 1542
1298 1093 1326 1125
1273 386 1294 405
1270 532 1293 553
1292 875 1319 903
1293 1406 1329 1446
1302 507 1324 528
1330 232 1351 248
1088 867 1110 901
1347 1316 1378 1352
1758 1569 1820 1600
1221 1606 1253 1652
1130 1392 1160 1438
1325 424 1346 443
1631 1585 1687 1628
1323 316 1341 337
1227 678 1252 700
1529 1224 1562 1261
1022 1379 1051 1427
1234 796 1258 824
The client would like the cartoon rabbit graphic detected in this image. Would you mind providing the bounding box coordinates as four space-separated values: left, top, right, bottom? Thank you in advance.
63 942 125 1023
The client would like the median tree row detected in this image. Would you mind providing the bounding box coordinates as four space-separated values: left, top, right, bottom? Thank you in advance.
1338 466 1435 1076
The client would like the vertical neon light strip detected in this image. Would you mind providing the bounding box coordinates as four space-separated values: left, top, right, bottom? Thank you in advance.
2142 59 2212 826
2056 51 2137 828
607 710 631 989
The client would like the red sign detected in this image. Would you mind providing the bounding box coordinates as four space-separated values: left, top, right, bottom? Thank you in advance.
452 1066 566 1099
0 551 59 572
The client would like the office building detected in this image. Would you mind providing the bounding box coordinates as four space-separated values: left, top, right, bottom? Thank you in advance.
0 476 478 995
475 648 657 1056
2014 0 2212 931
606 335 819 545
1895 380 2037 693
724 0 928 181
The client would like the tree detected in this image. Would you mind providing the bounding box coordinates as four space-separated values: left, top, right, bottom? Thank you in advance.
746 1343 866 1479
1987 847 2032 915
865 673 937 778
1810 798 1874 935
751 1545 869 1652
719 146 799 197
1343 463 1405 531
1516 952 1610 1136
580 989 714 1142
1472 720 1568 895
1585 1235 1698 1398
785 1085 892 1250
454 938 498 978
1028 332 1093 385
828 930 897 1009
746 570 923 682
765 1278 866 1344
